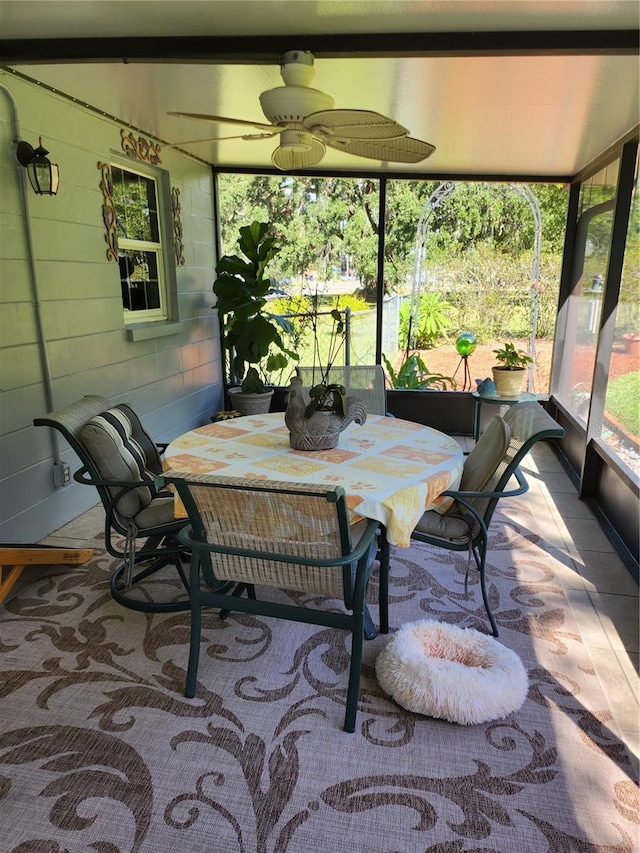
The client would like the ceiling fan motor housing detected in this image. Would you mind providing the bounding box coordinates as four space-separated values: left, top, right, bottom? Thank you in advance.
259 86 334 126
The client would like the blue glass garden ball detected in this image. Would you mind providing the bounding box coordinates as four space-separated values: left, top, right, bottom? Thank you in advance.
456 333 477 357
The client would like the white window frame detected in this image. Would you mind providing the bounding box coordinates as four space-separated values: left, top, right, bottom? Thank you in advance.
112 159 173 325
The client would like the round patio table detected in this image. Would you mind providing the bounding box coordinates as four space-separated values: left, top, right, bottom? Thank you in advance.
164 412 464 548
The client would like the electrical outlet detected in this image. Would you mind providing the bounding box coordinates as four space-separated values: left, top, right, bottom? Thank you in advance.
53 461 71 488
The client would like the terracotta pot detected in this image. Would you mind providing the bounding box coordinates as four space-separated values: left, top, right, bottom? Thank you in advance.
491 366 525 397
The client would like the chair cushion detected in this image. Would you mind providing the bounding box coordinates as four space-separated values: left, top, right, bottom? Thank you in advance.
430 415 510 521
413 416 510 544
80 404 167 522
413 505 473 543
460 415 511 492
134 495 179 531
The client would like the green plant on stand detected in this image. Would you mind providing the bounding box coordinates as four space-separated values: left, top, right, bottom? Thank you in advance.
492 342 533 369
383 352 456 390
213 221 298 414
491 342 533 396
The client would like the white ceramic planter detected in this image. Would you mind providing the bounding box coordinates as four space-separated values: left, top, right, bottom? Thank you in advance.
491 367 526 397
228 387 274 416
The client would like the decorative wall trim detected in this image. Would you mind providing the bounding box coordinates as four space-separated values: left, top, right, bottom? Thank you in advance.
120 128 162 164
171 187 186 265
98 161 118 262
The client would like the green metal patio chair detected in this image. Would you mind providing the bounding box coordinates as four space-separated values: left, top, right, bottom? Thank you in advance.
162 471 388 733
409 401 564 636
34 395 192 613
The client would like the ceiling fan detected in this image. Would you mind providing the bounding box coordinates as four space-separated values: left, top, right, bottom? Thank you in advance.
168 50 436 170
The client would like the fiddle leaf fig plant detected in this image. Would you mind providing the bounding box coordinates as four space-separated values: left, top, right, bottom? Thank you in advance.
213 221 298 393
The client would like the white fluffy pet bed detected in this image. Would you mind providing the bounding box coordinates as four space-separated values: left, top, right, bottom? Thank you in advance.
375 619 528 725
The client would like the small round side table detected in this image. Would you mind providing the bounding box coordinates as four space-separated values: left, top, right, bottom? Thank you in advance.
472 391 538 441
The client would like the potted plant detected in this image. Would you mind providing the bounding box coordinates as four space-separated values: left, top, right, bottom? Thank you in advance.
213 221 298 415
381 350 471 431
304 380 348 418
284 306 371 450
383 352 456 391
302 307 349 418
491 342 533 396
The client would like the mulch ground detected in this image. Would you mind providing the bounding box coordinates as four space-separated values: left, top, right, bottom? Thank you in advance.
419 338 637 393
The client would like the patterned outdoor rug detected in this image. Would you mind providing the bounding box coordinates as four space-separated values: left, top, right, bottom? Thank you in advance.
1 505 638 853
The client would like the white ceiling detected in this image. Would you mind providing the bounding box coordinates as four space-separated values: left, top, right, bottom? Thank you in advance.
1 1 638 178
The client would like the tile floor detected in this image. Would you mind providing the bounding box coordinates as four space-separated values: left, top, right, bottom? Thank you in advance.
36 442 639 770
514 441 639 771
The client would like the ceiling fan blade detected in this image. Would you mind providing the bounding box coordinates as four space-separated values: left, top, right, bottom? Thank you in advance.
304 109 408 141
324 135 436 164
167 111 280 133
272 138 326 171
164 132 279 148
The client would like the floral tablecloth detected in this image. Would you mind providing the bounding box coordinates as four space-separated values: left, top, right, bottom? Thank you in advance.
165 413 463 547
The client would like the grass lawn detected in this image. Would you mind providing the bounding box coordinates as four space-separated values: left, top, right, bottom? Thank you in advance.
606 371 640 438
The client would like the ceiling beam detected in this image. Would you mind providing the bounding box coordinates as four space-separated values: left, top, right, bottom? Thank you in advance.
214 164 575 184
1 30 638 65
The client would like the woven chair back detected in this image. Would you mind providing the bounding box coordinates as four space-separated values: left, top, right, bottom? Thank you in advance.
169 474 352 599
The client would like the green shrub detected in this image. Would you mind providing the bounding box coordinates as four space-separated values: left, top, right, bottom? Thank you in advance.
399 292 454 348
436 245 561 342
269 294 313 318
331 294 372 313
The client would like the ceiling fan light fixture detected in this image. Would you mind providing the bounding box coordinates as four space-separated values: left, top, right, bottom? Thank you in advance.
272 137 326 171
279 128 313 152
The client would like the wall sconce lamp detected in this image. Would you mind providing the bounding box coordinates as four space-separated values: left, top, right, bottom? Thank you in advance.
16 137 60 195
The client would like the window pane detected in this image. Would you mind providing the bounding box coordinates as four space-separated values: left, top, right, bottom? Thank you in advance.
112 165 159 242
216 174 379 383
562 210 612 421
602 160 640 475
555 160 619 422
119 249 161 312
111 162 166 321
383 179 564 391
215 174 566 388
